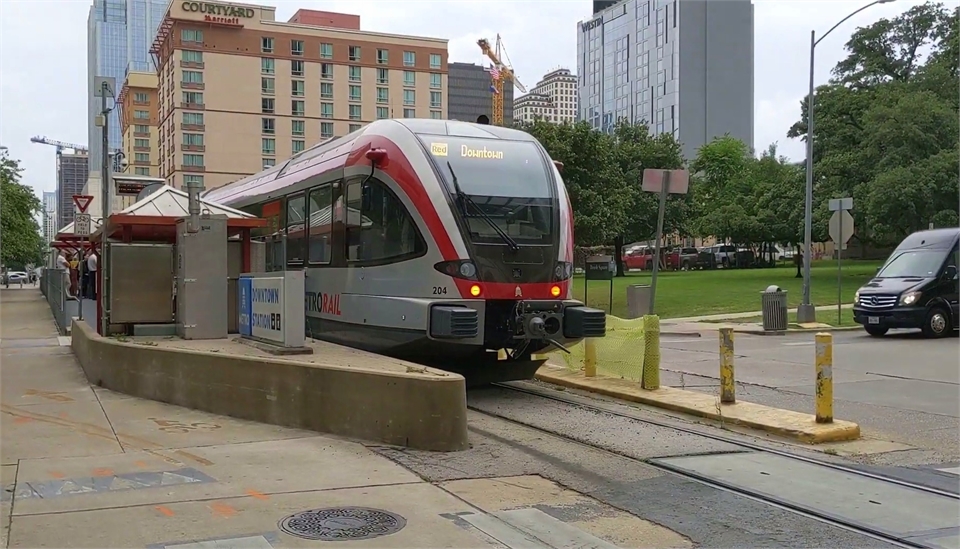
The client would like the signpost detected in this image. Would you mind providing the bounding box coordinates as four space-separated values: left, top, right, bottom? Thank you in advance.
73 195 94 321
828 197 855 325
641 168 690 315
584 255 614 314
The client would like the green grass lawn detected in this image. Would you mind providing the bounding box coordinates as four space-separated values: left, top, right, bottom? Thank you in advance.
572 259 881 319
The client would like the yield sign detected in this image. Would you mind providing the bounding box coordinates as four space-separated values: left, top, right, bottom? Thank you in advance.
73 195 93 213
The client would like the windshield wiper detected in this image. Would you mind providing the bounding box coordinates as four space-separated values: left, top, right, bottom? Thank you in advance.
447 162 520 251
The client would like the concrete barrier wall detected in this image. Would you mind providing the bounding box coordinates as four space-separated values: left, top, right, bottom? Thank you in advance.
71 320 469 451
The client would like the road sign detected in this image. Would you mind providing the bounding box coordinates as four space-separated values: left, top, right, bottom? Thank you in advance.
829 197 853 212
73 194 93 214
641 168 691 315
642 169 690 194
75 213 92 237
829 210 854 245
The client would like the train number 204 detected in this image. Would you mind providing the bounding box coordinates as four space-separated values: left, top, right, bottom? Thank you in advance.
432 286 447 295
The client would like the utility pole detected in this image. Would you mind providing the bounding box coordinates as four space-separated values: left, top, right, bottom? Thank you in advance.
95 77 115 336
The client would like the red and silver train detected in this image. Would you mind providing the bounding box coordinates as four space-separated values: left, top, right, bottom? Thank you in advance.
204 119 606 382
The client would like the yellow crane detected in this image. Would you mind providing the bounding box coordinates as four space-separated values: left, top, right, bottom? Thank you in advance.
477 35 526 126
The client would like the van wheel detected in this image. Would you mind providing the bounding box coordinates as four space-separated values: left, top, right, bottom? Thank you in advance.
864 326 888 337
681 261 691 271
921 306 952 338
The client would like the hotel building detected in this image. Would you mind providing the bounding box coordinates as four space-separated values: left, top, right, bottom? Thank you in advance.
514 68 578 125
149 1 449 190
117 70 161 177
577 0 754 160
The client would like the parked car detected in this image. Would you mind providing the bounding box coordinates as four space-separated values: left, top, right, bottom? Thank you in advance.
623 246 653 270
696 244 738 268
3 271 27 285
665 247 700 270
853 228 959 338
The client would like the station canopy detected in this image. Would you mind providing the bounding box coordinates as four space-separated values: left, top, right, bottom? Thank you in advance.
87 184 265 243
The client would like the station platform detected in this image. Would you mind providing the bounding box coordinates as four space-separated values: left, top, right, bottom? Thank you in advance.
4 287 686 548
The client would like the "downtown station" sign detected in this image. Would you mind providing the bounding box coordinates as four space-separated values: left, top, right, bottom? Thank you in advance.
180 2 256 25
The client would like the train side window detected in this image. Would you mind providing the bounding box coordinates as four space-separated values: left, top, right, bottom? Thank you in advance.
345 178 426 264
308 184 333 264
286 193 306 265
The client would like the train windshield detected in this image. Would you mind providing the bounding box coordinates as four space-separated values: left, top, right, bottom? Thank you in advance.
420 136 556 245
422 137 554 198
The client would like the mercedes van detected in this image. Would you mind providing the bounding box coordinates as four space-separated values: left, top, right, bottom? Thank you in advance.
853 228 959 338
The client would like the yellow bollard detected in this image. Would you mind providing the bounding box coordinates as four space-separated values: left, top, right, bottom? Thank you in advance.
815 332 834 423
719 327 735 404
641 315 660 389
584 338 597 377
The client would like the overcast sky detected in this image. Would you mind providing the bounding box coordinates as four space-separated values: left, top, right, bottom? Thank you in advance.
0 0 928 201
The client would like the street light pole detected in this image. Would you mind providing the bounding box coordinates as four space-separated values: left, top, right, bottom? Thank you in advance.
797 0 896 324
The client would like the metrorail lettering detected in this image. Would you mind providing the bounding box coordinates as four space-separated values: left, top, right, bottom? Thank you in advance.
306 291 341 316
181 2 255 18
460 145 504 160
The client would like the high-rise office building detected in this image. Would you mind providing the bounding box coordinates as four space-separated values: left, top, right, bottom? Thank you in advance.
42 192 58 242
87 0 169 175
577 0 754 160
448 62 514 126
514 68 578 125
57 152 90 231
150 3 448 190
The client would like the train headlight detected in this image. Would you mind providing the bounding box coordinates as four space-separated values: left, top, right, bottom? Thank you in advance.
470 284 482 297
434 260 478 280
550 285 561 297
459 262 477 278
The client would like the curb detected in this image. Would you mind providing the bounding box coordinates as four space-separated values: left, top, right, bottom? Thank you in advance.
534 365 861 444
733 325 863 335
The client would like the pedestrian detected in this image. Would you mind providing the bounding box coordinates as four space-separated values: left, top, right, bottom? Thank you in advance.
86 252 98 299
67 252 79 298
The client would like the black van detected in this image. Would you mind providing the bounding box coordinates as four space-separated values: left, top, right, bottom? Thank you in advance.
853 228 959 338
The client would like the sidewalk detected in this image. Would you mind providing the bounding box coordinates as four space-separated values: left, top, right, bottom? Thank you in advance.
2 288 685 548
662 303 855 324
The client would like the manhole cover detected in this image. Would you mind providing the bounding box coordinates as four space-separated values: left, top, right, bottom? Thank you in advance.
278 507 407 541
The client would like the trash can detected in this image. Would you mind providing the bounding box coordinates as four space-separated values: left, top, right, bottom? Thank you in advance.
627 284 652 319
761 285 788 332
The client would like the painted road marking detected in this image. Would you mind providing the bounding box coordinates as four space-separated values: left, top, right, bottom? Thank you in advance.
11 467 215 501
452 507 619 549
57 336 72 346
782 341 815 346
936 466 960 476
148 533 279 549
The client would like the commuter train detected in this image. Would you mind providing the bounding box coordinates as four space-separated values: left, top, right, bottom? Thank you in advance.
204 119 606 383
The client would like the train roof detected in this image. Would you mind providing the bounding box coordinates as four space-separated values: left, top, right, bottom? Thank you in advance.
202 119 537 207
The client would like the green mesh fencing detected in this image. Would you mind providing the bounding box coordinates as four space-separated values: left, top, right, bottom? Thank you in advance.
549 315 647 382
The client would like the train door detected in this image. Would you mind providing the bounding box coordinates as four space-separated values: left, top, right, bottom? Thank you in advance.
285 192 306 270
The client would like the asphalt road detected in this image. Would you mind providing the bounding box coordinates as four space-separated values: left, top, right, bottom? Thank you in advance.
657 329 960 465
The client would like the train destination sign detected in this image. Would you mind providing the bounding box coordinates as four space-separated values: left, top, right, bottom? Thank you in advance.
181 2 255 24
460 145 504 160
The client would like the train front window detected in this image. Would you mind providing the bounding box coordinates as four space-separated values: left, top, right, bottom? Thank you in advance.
421 136 554 199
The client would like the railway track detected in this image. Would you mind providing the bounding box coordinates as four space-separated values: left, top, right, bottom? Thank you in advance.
466 381 959 549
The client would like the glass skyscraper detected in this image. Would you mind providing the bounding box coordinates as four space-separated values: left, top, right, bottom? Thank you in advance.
577 0 754 161
87 0 168 174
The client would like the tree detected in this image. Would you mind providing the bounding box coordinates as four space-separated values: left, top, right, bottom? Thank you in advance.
0 154 45 269
610 119 689 276
787 1 959 246
521 120 625 246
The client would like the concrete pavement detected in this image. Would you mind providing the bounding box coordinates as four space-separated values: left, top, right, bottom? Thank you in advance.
654 328 960 464
1 287 689 548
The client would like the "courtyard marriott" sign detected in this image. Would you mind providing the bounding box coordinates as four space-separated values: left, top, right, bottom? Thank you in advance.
181 2 255 25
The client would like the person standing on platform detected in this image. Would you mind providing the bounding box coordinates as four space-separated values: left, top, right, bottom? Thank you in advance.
86 252 98 299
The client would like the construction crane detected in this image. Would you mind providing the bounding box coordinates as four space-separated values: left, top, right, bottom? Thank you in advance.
30 136 88 155
477 35 526 126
